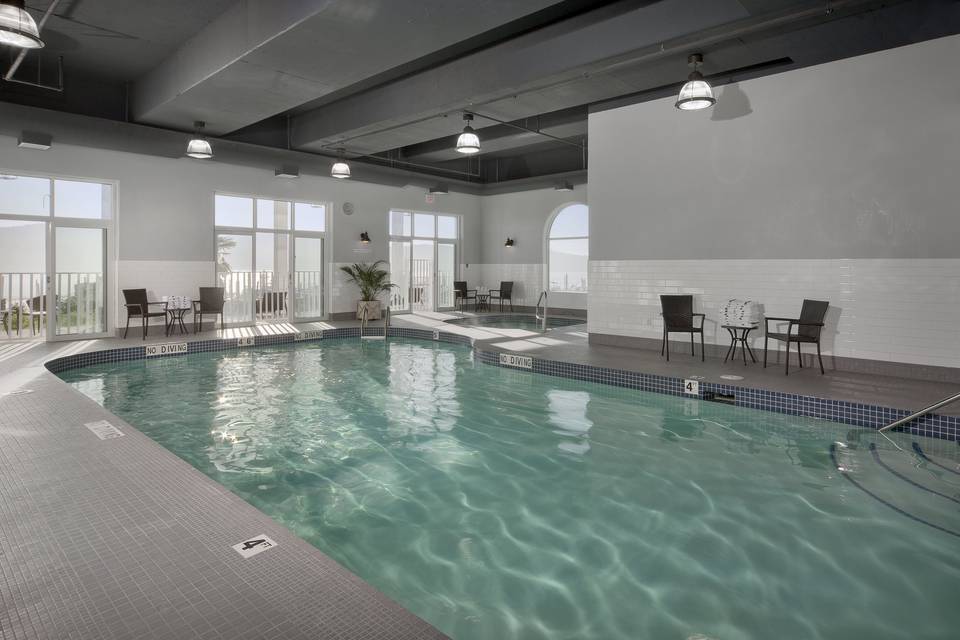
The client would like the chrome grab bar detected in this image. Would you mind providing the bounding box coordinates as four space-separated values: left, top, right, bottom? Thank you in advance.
359 305 368 338
384 306 390 336
878 392 960 433
535 290 548 332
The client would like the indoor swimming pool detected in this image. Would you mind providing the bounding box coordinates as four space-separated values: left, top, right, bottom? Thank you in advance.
59 339 960 640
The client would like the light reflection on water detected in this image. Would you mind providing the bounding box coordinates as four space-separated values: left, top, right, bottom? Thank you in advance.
61 339 960 640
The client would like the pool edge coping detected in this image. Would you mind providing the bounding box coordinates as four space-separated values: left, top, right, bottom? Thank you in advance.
45 326 958 442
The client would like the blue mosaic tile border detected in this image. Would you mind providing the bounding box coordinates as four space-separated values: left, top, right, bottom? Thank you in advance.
474 347 959 442
43 328 958 442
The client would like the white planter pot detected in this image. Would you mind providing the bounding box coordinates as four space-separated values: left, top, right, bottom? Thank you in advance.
357 300 381 321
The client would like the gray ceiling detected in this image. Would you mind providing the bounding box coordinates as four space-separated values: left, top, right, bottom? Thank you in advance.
2 0 959 192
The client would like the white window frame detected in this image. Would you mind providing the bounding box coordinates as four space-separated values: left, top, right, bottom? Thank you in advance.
0 168 116 342
387 210 461 313
214 191 331 326
544 202 589 294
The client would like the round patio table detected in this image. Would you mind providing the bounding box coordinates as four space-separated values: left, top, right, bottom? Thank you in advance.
163 296 192 336
723 324 758 365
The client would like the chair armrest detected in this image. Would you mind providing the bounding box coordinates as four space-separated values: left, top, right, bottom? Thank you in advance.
146 301 168 310
764 316 797 322
693 312 705 328
124 303 143 313
489 289 500 295
467 289 477 295
794 321 824 327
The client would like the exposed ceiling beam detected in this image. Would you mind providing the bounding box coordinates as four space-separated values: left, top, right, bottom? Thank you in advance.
288 0 750 152
130 0 563 136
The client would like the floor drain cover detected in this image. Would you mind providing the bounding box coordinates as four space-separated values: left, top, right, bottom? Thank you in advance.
720 375 744 381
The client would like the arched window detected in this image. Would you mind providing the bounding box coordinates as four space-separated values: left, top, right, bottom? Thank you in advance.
547 203 588 293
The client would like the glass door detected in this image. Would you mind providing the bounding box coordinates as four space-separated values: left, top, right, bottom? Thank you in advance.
0 219 47 340
389 240 411 312
437 242 456 310
53 226 106 337
217 232 254 325
388 211 460 314
292 237 323 320
411 239 434 312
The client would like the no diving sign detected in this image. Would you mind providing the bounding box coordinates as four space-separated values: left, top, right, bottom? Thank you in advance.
232 534 277 559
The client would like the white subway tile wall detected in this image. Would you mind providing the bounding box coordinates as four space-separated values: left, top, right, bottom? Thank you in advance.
588 258 960 368
463 263 543 306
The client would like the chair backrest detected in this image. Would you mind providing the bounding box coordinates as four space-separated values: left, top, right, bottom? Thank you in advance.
660 294 694 329
27 295 45 312
454 281 467 296
198 287 225 312
798 299 829 338
499 281 513 297
122 288 148 316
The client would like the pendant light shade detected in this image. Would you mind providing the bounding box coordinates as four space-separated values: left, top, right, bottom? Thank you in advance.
186 121 213 159
675 54 716 111
0 1 43 49
456 113 480 155
331 148 351 179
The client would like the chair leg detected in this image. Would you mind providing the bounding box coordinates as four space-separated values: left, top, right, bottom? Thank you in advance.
510 299 513 312
142 316 147 340
817 341 825 375
123 315 130 339
220 313 224 332
700 331 704 362
665 331 670 361
690 332 694 356
763 334 768 368
796 341 803 368
661 329 666 356
195 313 202 334
785 338 790 375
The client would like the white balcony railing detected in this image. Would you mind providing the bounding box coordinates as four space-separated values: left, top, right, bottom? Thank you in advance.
1 271 104 339
218 270 323 325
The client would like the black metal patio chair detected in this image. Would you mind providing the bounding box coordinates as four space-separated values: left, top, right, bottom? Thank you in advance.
122 289 167 340
763 299 829 375
454 281 476 311
660 294 705 362
193 287 225 333
489 281 514 312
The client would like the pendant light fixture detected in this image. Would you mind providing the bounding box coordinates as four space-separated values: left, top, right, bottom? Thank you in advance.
331 148 351 179
455 113 480 155
675 54 716 111
186 121 213 159
0 1 43 49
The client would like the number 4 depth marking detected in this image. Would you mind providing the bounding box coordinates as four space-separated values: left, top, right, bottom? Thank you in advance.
232 534 277 558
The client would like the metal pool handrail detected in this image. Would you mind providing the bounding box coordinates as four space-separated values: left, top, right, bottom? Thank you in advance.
878 391 960 433
384 306 390 334
535 290 548 333
359 305 368 338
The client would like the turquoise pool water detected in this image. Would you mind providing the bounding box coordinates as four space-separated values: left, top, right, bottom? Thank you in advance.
60 340 960 640
446 315 584 330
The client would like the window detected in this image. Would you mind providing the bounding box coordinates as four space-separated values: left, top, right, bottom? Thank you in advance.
0 173 113 340
388 210 459 312
214 193 328 325
547 203 588 293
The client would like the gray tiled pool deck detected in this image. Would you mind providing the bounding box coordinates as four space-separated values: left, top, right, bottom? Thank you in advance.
1 313 957 639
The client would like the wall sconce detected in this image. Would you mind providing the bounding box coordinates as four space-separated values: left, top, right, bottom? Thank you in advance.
359 231 371 244
504 237 515 247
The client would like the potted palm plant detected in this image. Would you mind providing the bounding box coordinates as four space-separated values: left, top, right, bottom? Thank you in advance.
339 261 395 320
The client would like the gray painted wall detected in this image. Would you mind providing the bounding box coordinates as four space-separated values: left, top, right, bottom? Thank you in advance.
588 34 960 261
479 185 588 265
0 135 482 266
